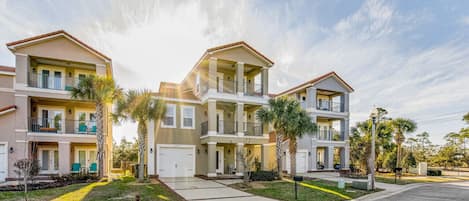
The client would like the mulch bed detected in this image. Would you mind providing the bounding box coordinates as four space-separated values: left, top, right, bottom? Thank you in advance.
0 179 98 191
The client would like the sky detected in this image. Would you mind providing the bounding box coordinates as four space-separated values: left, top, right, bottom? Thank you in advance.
1 0 468 145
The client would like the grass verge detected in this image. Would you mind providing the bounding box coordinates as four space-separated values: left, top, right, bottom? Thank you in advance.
0 176 183 201
230 179 380 201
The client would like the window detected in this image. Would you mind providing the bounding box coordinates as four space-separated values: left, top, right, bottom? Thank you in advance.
162 104 176 128
181 106 195 129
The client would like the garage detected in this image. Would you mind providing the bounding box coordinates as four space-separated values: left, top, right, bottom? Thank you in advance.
157 145 195 177
285 150 308 173
0 143 7 182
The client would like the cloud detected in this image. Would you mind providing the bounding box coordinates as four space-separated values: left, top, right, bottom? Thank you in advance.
0 0 468 144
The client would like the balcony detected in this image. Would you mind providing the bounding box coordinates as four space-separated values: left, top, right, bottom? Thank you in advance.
216 78 237 94
243 81 263 97
200 121 263 136
28 72 83 91
313 129 344 141
29 117 96 135
316 100 344 112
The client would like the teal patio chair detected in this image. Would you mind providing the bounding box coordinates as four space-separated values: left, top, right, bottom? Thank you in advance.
78 124 87 133
89 163 97 174
71 163 81 174
91 125 97 133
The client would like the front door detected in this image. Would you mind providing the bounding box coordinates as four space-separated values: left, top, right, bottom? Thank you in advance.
0 144 6 181
39 148 58 173
76 149 97 170
216 110 224 134
216 146 224 174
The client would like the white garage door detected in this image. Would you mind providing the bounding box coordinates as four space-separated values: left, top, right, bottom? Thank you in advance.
0 144 7 182
286 151 308 173
158 146 195 177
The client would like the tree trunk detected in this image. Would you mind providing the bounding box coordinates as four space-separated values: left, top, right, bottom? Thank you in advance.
289 138 297 177
137 121 147 182
396 143 401 169
276 132 283 178
96 102 105 178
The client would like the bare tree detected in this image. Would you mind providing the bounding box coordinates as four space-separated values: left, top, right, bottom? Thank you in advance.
14 142 39 201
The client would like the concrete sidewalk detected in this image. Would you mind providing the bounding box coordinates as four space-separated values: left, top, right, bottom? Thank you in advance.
159 177 276 201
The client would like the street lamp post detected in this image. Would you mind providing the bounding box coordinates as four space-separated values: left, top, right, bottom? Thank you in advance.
369 108 380 191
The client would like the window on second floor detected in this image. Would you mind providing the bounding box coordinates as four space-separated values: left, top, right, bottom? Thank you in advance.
181 106 195 129
162 104 176 128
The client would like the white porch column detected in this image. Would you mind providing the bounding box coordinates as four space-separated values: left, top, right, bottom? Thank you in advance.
207 142 217 177
236 103 244 136
261 67 268 98
95 64 106 76
327 146 334 170
341 142 350 170
306 87 317 109
236 62 244 96
236 143 244 176
58 141 71 176
208 57 218 92
147 120 155 176
208 100 217 135
310 145 317 171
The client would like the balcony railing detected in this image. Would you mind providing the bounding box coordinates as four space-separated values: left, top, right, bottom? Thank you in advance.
316 100 344 112
200 121 263 136
243 81 263 97
29 117 96 135
243 122 263 136
313 129 344 141
216 78 237 94
28 72 84 91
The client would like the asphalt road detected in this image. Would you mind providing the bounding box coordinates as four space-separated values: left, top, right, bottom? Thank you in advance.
380 181 469 201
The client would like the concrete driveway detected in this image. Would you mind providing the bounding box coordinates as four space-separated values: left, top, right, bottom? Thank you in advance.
159 177 276 201
378 181 469 201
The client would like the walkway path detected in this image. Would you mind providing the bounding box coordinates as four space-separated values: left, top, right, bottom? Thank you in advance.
159 177 276 201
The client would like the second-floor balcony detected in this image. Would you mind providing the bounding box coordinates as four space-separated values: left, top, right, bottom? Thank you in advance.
312 129 344 141
200 120 263 136
28 72 83 91
316 100 343 112
29 117 97 135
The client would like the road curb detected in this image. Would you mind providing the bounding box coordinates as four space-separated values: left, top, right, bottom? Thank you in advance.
352 183 427 201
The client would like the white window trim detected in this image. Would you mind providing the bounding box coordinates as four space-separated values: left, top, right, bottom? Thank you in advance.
38 147 59 174
161 104 176 128
37 105 66 133
180 105 195 129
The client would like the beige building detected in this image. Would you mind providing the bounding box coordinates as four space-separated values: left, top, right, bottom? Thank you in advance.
276 72 354 173
147 42 277 177
0 30 113 181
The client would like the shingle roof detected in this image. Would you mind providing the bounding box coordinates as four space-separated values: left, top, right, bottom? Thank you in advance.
0 105 17 114
276 71 354 96
6 30 111 61
207 41 274 65
155 82 200 101
0 65 15 73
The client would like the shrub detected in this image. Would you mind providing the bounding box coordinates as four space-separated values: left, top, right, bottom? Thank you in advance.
427 169 442 176
250 171 278 181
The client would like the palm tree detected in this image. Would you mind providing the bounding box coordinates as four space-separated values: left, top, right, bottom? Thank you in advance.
113 89 165 182
256 97 315 176
71 75 122 178
283 106 316 176
391 118 417 169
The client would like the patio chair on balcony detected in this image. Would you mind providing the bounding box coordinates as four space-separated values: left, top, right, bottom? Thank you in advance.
91 125 97 133
78 124 87 133
71 163 81 174
89 163 97 174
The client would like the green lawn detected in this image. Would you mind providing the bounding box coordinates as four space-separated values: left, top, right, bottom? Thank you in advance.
230 179 380 201
0 177 183 201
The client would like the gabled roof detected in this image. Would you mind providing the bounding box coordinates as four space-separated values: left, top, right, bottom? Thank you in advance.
0 105 17 116
154 82 200 101
0 65 15 73
276 71 354 96
207 41 274 65
6 30 111 61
